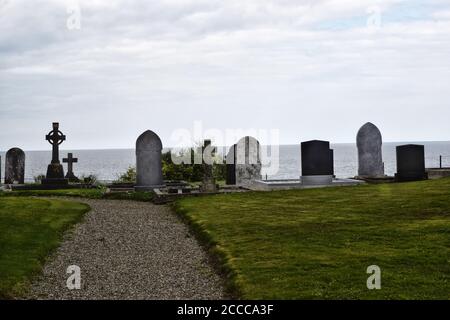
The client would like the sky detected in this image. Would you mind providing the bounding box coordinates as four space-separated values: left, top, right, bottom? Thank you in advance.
1 0 450 150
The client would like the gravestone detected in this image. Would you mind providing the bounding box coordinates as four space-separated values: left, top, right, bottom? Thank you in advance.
301 140 334 185
357 122 385 178
395 144 427 182
42 122 68 185
200 140 217 192
226 144 236 185
235 136 262 186
135 130 164 191
5 148 25 184
63 153 79 182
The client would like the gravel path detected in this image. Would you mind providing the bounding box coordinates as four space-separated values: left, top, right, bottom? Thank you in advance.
28 199 225 300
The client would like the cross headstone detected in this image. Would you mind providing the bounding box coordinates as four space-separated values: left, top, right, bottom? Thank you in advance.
63 153 79 182
395 144 427 182
135 130 164 191
357 122 385 178
200 139 217 192
5 148 25 184
42 122 68 185
301 140 334 185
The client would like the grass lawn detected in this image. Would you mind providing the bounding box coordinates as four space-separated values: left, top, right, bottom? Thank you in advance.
0 189 154 202
175 178 450 300
0 197 90 298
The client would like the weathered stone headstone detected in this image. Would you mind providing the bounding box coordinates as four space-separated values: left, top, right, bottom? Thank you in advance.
235 136 262 186
63 153 79 182
135 130 164 191
226 144 236 185
200 140 217 192
42 122 68 185
357 122 385 178
301 140 334 185
395 144 427 182
5 148 25 184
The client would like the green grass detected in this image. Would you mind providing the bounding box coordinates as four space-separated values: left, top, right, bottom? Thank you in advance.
0 197 90 298
0 188 105 199
175 178 450 300
0 189 154 202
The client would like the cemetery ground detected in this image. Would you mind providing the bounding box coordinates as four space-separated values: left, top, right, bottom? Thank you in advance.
0 197 89 298
175 178 450 299
0 178 449 299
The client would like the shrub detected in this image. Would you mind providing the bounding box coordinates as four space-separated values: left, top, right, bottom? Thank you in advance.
115 166 136 183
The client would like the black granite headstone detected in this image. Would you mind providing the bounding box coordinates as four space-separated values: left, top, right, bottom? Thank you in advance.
301 140 334 176
226 144 236 185
5 148 25 184
395 144 427 182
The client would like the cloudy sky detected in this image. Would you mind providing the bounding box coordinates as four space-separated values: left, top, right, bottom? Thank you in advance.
1 0 449 150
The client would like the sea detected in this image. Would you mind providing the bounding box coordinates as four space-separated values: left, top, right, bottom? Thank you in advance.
1 142 450 183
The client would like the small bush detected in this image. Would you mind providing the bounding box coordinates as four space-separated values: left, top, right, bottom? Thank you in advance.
33 174 46 184
115 166 136 183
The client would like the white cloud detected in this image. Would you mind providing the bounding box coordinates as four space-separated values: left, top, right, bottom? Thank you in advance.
0 0 449 150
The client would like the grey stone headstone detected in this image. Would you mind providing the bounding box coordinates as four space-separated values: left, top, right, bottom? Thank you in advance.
235 136 262 186
357 122 385 178
5 148 25 184
135 130 164 190
200 140 217 192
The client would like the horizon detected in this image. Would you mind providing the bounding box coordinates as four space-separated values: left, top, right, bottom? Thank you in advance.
2 139 450 153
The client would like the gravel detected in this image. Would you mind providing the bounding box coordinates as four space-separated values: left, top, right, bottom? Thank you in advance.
28 199 225 300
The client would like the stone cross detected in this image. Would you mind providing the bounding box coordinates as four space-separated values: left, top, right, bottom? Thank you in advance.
201 139 217 192
46 122 66 164
63 153 78 180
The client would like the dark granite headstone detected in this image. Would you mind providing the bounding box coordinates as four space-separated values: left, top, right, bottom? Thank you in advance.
42 122 68 185
135 130 164 191
226 144 236 185
63 153 79 182
301 140 334 176
5 148 25 184
395 144 427 182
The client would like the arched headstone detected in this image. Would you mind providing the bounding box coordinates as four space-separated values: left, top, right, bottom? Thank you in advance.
5 148 25 184
235 136 262 186
357 122 384 178
135 130 164 191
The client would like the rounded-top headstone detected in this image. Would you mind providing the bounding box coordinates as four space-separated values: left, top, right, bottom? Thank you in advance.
135 130 164 190
356 122 385 178
235 136 262 186
5 147 25 184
